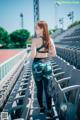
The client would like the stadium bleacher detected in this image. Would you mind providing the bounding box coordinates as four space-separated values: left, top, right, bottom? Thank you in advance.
0 55 80 120
54 25 80 69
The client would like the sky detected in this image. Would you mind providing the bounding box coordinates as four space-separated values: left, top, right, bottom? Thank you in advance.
0 0 80 35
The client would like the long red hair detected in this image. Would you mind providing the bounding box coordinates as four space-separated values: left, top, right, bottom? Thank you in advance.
37 21 51 52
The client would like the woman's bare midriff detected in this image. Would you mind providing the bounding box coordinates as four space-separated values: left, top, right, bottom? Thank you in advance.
35 52 48 58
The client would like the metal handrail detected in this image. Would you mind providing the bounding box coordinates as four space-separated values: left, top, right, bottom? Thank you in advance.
0 49 27 80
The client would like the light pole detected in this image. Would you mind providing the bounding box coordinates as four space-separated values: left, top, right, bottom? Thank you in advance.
20 13 24 28
54 1 60 29
67 11 74 24
33 0 40 30
59 18 64 29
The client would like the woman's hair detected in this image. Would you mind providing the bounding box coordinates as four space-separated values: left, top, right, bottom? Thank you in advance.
37 20 52 52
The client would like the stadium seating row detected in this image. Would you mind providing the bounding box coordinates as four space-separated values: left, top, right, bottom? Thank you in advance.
50 56 80 120
56 47 80 69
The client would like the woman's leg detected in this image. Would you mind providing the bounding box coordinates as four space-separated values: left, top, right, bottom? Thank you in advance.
43 76 52 110
34 79 44 108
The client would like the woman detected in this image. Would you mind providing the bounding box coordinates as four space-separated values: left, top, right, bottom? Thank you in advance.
29 21 56 118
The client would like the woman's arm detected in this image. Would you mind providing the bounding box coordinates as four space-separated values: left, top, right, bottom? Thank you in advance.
48 38 57 57
27 38 36 60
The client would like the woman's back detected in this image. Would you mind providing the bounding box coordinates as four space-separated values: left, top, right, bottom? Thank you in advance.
33 37 56 58
34 37 49 58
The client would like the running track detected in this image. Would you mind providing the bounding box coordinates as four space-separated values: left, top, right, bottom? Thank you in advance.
0 49 24 64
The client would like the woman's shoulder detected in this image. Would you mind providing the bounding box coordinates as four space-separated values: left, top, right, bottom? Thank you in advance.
31 37 41 48
32 37 42 43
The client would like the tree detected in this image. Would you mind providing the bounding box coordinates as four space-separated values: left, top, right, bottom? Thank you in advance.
0 27 10 48
10 29 30 48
